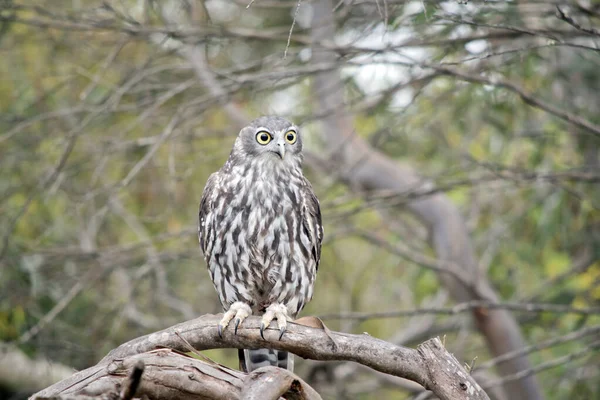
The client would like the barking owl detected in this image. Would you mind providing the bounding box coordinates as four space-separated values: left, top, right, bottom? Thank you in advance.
198 116 323 372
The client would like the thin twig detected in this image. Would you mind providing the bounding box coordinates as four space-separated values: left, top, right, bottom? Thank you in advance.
482 339 600 390
284 0 302 59
556 6 600 37
318 301 600 321
477 325 600 371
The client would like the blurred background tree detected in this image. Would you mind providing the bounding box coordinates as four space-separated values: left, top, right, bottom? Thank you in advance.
0 1 599 399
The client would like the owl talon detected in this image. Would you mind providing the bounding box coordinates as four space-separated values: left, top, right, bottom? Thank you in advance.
278 326 286 341
260 323 267 340
260 303 289 340
219 302 252 337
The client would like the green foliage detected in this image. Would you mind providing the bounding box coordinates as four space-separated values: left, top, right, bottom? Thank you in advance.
0 306 26 341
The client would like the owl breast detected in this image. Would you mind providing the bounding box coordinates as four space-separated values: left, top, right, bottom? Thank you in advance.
206 162 316 317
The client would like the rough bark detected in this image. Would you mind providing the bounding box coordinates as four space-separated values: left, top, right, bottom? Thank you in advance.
309 1 543 399
32 315 489 400
241 367 322 400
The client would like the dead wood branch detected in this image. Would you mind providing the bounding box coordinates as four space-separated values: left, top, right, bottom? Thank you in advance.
31 315 489 400
242 367 322 400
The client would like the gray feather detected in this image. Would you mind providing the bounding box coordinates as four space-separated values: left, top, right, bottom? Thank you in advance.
239 349 294 373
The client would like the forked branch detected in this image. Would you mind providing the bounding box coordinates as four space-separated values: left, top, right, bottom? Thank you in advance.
31 314 489 400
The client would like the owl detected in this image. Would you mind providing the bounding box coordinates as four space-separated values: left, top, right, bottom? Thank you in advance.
198 116 323 372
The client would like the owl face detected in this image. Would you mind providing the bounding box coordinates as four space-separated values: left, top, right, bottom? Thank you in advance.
234 116 303 165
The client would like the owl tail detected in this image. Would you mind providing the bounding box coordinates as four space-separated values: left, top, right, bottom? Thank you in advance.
239 349 294 372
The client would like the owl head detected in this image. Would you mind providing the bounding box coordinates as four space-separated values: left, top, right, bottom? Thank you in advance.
230 116 303 167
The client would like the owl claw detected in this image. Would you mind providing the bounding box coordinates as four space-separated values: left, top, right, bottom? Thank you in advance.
260 303 289 341
278 325 286 341
218 302 252 337
260 322 267 340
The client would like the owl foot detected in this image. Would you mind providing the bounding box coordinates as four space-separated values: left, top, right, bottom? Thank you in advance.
218 302 252 338
260 303 289 341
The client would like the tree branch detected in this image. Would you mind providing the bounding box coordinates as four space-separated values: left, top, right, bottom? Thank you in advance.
429 64 600 138
32 315 489 400
556 6 600 37
319 300 600 321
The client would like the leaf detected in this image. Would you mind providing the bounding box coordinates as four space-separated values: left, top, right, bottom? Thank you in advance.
544 251 570 278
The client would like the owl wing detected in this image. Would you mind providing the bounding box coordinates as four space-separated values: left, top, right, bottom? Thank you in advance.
300 178 323 270
198 172 220 261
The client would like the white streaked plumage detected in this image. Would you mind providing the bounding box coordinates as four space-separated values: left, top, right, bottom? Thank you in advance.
198 116 323 372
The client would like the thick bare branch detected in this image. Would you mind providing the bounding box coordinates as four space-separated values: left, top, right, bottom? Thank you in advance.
35 350 245 400
32 315 489 400
242 367 322 400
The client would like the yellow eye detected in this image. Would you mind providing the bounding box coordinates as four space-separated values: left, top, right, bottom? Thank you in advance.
256 131 272 145
285 130 297 144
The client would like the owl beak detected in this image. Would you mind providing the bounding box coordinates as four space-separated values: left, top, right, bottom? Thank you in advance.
277 142 286 159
